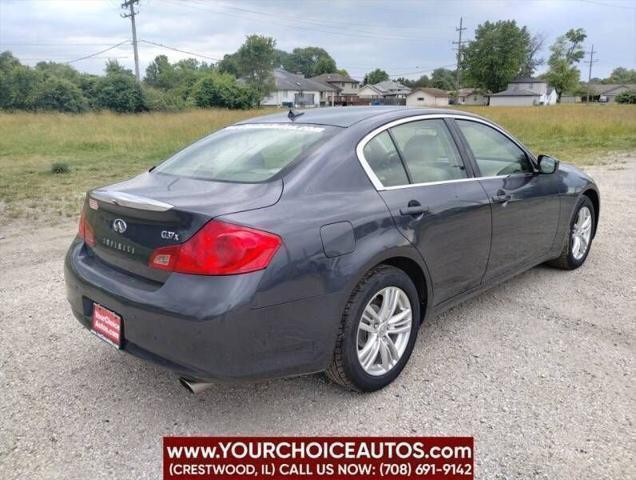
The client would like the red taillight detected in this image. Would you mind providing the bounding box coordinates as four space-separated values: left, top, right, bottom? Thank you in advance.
78 206 96 247
149 220 281 276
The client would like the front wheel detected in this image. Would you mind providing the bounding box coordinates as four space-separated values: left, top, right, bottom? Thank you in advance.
548 196 595 270
326 265 420 392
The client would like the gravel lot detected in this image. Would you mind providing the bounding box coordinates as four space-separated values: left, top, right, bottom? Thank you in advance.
1 158 634 480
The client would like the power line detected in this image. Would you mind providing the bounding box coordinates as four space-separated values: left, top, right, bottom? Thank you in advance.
121 0 141 82
139 40 220 61
585 45 599 103
452 17 467 90
195 1 450 38
0 42 129 47
577 0 636 10
22 56 129 62
159 0 443 41
388 64 457 78
65 40 130 64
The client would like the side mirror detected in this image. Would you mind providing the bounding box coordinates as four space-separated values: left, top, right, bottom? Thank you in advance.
537 154 559 174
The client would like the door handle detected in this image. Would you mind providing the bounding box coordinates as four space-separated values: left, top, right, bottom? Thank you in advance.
492 190 512 204
399 201 429 217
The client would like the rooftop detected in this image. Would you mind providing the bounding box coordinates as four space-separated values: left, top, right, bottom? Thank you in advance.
510 77 547 84
311 73 360 84
373 80 411 95
408 87 449 98
489 87 541 97
588 83 636 95
272 68 336 92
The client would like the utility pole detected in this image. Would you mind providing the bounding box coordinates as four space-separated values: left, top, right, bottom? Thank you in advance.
452 17 467 91
584 45 598 104
121 0 140 82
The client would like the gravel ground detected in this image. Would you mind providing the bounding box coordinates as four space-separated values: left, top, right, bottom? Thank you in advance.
0 158 634 480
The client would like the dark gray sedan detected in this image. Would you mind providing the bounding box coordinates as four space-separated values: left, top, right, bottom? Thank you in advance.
64 107 600 392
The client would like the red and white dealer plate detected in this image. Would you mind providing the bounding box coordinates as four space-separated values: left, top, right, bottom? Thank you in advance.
91 303 122 348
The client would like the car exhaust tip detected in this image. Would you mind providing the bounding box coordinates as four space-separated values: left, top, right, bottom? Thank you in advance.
179 377 213 394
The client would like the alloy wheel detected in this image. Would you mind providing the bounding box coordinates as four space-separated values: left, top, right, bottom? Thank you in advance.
356 286 412 376
571 206 592 260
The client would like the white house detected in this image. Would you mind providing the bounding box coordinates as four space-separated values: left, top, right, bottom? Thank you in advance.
358 80 411 105
455 88 488 106
372 80 411 98
589 83 636 103
261 68 336 107
358 84 384 100
310 73 360 105
406 88 450 107
489 77 557 106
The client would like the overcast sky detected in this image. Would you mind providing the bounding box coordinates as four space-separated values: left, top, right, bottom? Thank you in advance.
0 0 634 80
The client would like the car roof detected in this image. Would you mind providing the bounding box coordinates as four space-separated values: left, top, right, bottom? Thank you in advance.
238 106 482 128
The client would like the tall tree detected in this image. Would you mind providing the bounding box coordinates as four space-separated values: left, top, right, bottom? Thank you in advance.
145 55 178 89
397 74 431 89
105 59 133 77
313 56 337 76
282 47 337 77
607 67 636 84
545 28 587 102
431 68 455 90
363 69 389 85
461 20 533 92
233 35 276 102
217 53 240 77
519 33 546 78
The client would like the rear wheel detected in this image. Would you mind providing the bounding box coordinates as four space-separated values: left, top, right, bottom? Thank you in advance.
548 196 595 270
326 265 419 392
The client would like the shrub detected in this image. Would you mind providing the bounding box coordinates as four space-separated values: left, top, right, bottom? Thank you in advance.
143 86 187 112
615 90 636 104
191 73 259 109
33 77 88 112
0 65 42 110
50 162 71 174
94 73 146 113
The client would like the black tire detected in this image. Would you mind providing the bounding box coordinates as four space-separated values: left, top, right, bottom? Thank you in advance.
326 265 420 392
547 196 596 270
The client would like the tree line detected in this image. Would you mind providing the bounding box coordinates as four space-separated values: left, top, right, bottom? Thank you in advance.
1 22 635 113
0 35 343 113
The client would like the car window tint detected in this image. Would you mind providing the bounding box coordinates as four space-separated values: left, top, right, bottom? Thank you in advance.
389 119 467 184
456 120 532 177
362 131 409 187
155 124 337 183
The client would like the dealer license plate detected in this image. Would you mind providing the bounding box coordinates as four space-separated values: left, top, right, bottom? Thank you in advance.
91 303 122 348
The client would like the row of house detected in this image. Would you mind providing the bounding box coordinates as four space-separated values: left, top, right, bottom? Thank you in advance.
566 83 636 103
261 69 455 108
261 68 631 108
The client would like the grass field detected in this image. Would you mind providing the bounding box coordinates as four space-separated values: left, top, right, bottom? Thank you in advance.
0 105 635 222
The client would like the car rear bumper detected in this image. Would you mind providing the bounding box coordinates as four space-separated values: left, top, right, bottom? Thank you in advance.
64 239 341 381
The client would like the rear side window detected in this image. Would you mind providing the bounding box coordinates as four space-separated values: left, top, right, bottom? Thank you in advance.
362 131 409 187
390 119 467 183
456 120 532 176
155 124 337 182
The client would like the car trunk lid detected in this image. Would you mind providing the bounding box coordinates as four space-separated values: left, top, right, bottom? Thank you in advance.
84 172 282 282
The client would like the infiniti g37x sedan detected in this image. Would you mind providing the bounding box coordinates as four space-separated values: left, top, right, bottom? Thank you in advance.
64 107 600 392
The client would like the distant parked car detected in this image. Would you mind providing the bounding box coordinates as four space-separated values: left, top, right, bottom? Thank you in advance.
64 107 600 392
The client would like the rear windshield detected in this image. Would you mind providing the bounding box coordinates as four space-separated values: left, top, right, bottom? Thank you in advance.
155 123 338 182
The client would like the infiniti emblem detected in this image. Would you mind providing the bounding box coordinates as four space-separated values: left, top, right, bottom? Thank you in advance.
112 218 127 234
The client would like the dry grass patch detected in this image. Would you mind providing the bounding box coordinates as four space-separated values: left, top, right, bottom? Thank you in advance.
0 105 634 223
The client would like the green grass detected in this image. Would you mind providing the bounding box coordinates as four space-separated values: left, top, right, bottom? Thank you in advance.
455 104 636 162
0 109 266 221
0 105 634 222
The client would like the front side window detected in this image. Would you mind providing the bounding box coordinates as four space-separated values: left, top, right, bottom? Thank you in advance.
456 120 532 177
390 119 467 183
155 124 337 182
362 131 409 187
